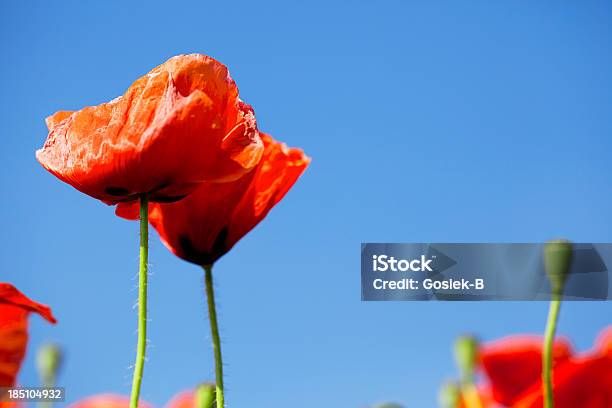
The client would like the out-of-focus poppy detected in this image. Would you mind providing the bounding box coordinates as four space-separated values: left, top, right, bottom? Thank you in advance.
595 326 612 356
478 327 612 408
165 390 195 408
68 395 151 408
0 283 56 388
165 384 215 408
37 54 263 205
479 335 572 406
512 326 612 408
513 355 612 408
116 133 310 265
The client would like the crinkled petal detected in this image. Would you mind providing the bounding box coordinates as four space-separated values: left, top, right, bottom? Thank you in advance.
37 54 263 205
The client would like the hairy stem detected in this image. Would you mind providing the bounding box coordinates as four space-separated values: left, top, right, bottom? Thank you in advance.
130 194 149 408
204 264 224 408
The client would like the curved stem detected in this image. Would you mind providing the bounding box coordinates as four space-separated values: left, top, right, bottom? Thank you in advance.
543 292 561 408
204 264 224 408
130 194 149 408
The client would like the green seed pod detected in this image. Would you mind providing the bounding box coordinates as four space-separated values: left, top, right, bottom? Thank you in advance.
36 343 62 386
438 382 461 408
195 383 216 408
454 335 479 384
544 239 573 295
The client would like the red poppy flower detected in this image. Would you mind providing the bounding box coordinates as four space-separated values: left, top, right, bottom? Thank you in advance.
37 54 263 205
165 385 216 408
479 335 573 406
513 354 612 408
165 390 193 408
478 327 612 408
165 390 198 408
511 326 612 408
0 283 56 387
116 133 310 265
68 395 151 408
595 326 612 356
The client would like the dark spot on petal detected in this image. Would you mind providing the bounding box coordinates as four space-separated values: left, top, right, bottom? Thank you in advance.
211 227 228 261
156 181 171 190
152 194 188 203
105 186 131 196
177 227 229 266
149 181 189 203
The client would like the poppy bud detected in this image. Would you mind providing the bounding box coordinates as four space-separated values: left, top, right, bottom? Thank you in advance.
195 383 215 408
438 382 461 408
36 343 62 386
454 335 479 384
544 239 573 295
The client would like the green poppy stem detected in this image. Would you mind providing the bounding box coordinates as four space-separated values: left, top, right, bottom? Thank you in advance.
37 375 55 408
36 344 62 408
130 194 149 408
543 292 561 408
203 264 224 408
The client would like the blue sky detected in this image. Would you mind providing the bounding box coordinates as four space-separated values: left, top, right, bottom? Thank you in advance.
1 1 611 407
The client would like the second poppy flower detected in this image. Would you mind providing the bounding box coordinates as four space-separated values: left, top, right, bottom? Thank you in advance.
116 132 310 265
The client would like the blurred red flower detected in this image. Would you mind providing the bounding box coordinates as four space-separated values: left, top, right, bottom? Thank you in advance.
116 133 310 265
165 390 196 408
512 327 612 408
68 394 151 408
478 327 612 408
479 335 573 406
37 54 263 205
0 283 56 387
165 384 215 408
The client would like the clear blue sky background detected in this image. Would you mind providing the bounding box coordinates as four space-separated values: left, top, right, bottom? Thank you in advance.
1 1 611 407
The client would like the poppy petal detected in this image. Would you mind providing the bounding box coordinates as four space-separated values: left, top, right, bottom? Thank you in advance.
115 201 140 220
165 385 215 408
513 355 612 408
0 283 56 387
479 335 572 406
0 284 56 324
45 111 74 130
165 390 195 408
226 133 310 248
594 325 612 356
